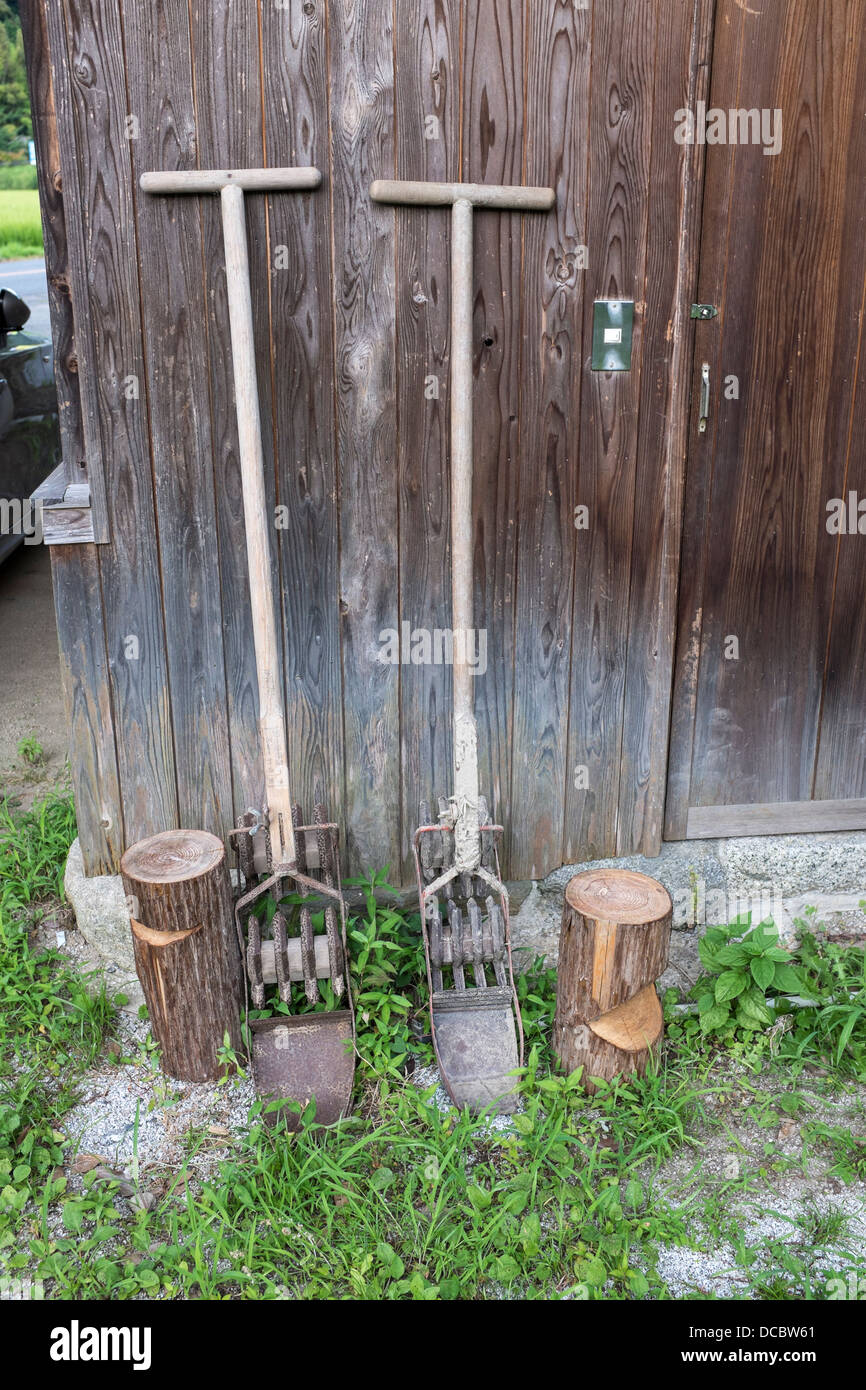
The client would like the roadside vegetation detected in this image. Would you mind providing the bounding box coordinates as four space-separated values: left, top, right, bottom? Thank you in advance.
0 185 41 259
1 790 864 1300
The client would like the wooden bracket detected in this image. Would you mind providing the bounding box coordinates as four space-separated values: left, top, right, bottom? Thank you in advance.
32 462 95 545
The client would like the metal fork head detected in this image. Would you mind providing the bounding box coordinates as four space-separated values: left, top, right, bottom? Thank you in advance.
413 798 524 1112
229 803 349 1012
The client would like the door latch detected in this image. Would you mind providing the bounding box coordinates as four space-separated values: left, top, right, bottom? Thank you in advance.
698 362 710 434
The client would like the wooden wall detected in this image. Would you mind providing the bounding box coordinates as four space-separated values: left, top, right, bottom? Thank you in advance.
30 0 708 883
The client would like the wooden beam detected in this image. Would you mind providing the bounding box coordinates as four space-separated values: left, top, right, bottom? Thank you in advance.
685 799 866 839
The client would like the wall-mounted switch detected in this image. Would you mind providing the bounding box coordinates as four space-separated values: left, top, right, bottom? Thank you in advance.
592 299 634 371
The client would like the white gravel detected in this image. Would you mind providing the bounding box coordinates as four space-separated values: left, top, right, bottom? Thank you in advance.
655 1193 866 1298
61 1013 255 1178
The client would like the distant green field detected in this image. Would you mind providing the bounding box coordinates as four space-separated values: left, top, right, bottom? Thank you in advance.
0 189 44 260
0 166 39 190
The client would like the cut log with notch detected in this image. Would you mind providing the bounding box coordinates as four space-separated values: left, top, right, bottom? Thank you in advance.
121 830 243 1082
553 869 671 1092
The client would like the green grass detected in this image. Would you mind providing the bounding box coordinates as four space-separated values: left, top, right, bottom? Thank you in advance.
0 793 77 911
0 189 43 260
1 794 865 1300
0 793 114 1258
0 167 38 191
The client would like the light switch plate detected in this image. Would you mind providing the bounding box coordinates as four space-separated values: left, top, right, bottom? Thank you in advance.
592 299 634 371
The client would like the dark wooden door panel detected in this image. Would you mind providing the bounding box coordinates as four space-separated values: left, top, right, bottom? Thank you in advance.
667 0 866 837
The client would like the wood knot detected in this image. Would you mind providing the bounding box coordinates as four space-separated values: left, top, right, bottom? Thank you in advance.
73 55 97 89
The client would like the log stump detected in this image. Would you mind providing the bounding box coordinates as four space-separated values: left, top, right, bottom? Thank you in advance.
553 869 672 1092
121 830 243 1082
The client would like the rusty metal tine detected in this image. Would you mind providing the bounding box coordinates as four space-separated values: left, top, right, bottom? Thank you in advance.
441 905 454 970
247 909 265 1009
489 897 508 987
468 898 485 988
428 898 444 992
449 900 465 990
290 806 318 1003
298 904 317 1003
481 895 495 964
316 805 344 998
272 909 292 1004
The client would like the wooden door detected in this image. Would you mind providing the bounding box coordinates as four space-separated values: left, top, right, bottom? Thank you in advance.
666 0 866 840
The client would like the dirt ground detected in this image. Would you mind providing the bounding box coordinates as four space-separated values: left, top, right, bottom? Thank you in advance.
0 542 68 806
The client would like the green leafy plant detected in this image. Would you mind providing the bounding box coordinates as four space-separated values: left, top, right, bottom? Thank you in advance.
16 734 45 768
692 918 808 1038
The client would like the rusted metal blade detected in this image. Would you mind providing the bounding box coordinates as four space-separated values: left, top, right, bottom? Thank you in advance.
249 1011 354 1130
431 987 520 1114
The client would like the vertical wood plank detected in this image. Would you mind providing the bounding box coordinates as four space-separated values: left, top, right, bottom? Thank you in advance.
461 0 525 828
188 0 276 830
616 0 713 855
563 0 657 863
120 0 233 837
60 0 178 844
19 0 82 490
664 0 746 838
49 546 123 875
807 12 866 802
259 0 345 828
39 0 109 539
329 0 400 873
394 0 460 876
687 0 861 810
508 0 589 879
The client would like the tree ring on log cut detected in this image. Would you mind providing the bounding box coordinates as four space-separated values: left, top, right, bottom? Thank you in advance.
565 868 672 925
121 830 226 885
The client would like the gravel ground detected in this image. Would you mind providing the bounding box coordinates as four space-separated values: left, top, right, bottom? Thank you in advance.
61 1012 256 1178
643 1061 866 1298
654 1192 866 1299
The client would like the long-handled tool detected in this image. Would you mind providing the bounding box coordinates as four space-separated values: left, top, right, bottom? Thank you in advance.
371 178 555 1114
140 167 354 1127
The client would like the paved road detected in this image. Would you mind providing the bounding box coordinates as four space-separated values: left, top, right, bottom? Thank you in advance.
0 541 67 809
0 257 51 339
0 257 65 806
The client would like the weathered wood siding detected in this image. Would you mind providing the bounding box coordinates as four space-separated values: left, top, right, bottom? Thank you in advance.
33 0 708 881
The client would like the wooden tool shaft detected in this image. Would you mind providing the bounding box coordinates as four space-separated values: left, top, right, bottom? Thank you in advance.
141 167 321 195
370 178 555 211
450 197 480 867
370 177 554 873
221 183 295 869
